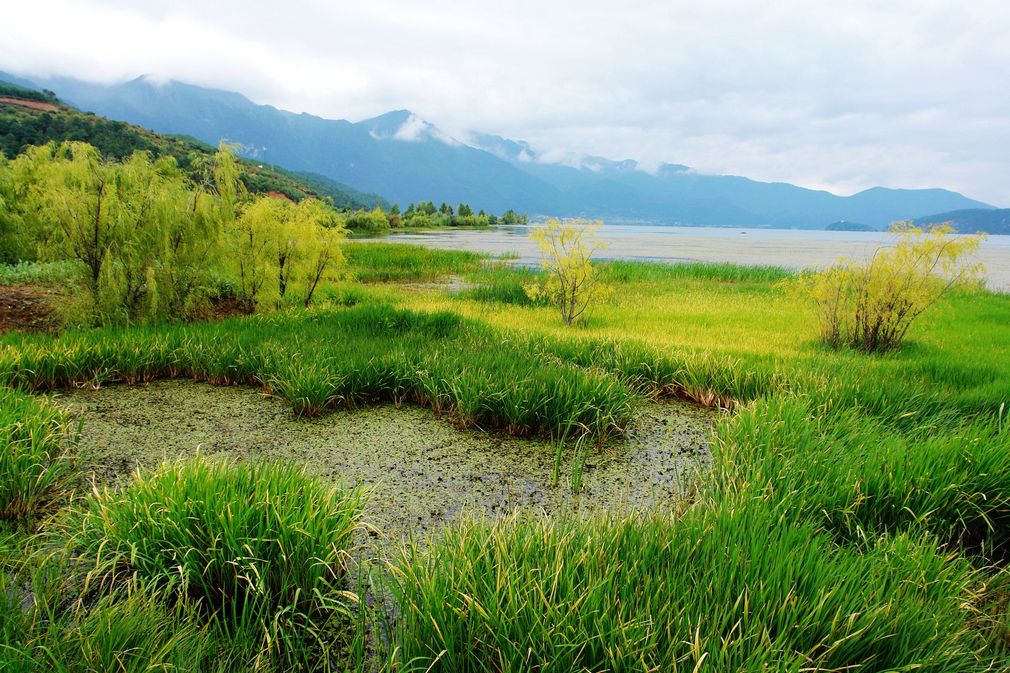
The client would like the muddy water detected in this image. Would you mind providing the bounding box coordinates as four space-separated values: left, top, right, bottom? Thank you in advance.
54 381 714 541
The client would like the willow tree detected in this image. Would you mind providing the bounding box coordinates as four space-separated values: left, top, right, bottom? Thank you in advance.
234 195 347 310
15 142 114 296
0 155 29 263
231 195 278 312
14 141 227 323
297 199 348 307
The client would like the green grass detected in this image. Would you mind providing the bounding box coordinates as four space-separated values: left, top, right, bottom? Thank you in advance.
0 261 79 287
344 243 482 283
0 304 638 441
0 387 75 526
67 454 366 670
0 574 225 673
599 259 794 283
389 506 988 672
1 242 1009 670
712 396 1010 557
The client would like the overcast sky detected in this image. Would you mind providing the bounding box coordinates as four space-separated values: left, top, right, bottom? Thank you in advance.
3 0 1008 205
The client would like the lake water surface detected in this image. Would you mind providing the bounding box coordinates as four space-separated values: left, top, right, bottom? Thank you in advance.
362 224 1010 292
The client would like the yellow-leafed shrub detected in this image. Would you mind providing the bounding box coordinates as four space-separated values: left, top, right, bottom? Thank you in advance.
525 218 608 325
802 223 984 353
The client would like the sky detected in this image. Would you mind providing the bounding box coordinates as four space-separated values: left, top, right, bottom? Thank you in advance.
2 0 1009 205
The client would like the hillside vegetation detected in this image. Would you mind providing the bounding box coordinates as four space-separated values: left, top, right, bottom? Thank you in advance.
914 207 1010 235
0 81 385 209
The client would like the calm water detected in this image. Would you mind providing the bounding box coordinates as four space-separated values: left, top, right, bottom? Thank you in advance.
362 224 1010 292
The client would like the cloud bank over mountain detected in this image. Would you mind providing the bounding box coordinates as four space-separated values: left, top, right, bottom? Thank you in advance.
2 0 1008 206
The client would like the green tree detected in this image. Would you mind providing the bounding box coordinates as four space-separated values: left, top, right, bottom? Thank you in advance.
234 195 347 310
0 154 30 263
15 141 228 322
525 218 608 325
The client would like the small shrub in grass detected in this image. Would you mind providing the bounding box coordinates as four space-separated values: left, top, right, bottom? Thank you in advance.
525 218 608 325
0 388 75 525
389 506 983 672
799 223 984 353
70 455 366 669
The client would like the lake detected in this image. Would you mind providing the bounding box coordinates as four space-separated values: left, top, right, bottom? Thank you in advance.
361 224 1010 292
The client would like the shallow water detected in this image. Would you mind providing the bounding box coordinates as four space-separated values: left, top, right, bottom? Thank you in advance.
54 381 714 541
360 224 1010 291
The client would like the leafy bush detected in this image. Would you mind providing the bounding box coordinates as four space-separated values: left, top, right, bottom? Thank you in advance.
70 455 366 667
801 223 984 353
525 218 608 325
0 388 74 525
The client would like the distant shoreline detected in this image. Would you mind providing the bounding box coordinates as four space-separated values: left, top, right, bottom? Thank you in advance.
360 224 1010 292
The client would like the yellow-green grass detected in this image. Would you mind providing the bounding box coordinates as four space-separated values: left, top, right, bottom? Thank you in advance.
400 259 1010 420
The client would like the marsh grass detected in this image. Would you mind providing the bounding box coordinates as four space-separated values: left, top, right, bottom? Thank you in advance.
344 243 481 283
0 388 76 525
712 396 1010 559
3 243 1010 670
68 454 367 670
388 507 987 672
600 259 794 283
0 573 225 673
0 305 638 441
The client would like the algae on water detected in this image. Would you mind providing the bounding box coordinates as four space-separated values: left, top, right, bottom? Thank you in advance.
54 381 713 540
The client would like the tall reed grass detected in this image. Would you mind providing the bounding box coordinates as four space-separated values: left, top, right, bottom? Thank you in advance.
69 454 366 670
389 506 987 672
0 305 638 441
0 388 75 525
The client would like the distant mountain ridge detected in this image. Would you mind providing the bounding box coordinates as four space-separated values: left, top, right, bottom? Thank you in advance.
913 208 1010 235
2 71 996 228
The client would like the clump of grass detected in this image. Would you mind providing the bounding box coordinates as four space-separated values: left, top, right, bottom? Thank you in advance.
712 395 1010 558
389 505 984 672
69 454 366 668
0 305 638 441
344 243 482 283
600 259 793 284
0 388 75 525
459 265 549 307
1 540 224 673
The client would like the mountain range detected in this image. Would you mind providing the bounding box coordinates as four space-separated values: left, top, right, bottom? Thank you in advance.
0 71 997 228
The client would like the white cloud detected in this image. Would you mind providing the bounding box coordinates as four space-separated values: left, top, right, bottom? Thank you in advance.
1 0 1008 204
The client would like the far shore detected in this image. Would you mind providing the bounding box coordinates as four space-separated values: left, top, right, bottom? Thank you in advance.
361 224 1010 292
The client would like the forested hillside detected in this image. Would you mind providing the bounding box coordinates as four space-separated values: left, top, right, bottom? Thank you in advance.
0 81 386 209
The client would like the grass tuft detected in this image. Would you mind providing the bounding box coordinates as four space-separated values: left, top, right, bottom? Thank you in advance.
68 454 366 668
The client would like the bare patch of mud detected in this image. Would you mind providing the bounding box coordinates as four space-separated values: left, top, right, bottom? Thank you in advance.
54 381 714 541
